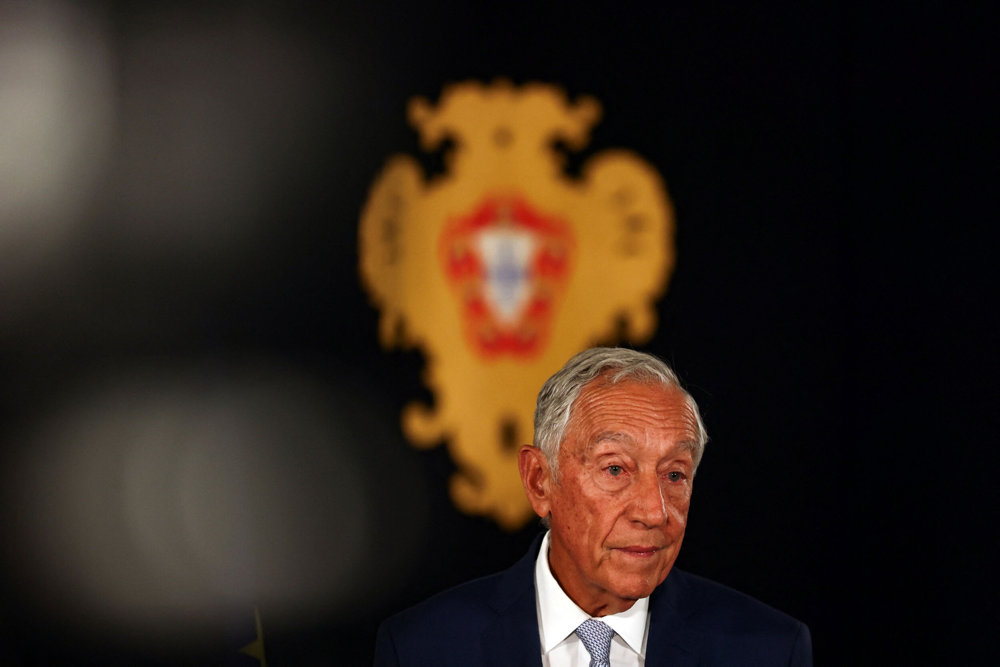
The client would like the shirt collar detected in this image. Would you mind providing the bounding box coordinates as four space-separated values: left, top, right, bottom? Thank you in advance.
534 530 650 656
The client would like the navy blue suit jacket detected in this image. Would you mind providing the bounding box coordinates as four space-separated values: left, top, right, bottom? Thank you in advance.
375 534 812 666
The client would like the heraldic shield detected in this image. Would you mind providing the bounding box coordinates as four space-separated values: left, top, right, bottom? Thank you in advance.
359 80 675 529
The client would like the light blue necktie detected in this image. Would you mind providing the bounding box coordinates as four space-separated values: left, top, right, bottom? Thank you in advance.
575 618 614 667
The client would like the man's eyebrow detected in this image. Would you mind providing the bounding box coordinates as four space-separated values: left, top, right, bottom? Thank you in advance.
669 440 699 460
675 440 699 452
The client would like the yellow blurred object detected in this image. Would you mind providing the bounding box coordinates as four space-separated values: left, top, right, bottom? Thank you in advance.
238 607 267 666
360 80 674 529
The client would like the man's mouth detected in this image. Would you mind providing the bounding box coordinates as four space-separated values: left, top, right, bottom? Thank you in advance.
615 546 661 557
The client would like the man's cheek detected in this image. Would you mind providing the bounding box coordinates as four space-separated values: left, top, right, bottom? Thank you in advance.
666 501 688 527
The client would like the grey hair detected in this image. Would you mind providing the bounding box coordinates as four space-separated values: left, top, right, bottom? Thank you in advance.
532 347 708 476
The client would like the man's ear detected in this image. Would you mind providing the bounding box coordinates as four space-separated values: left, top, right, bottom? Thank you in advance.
518 445 553 519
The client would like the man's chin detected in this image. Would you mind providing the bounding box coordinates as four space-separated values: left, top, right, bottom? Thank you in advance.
609 563 673 596
609 575 666 602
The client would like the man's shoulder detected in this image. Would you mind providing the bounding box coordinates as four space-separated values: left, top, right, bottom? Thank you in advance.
374 563 538 666
383 569 507 632
381 534 540 636
663 568 807 633
651 569 812 665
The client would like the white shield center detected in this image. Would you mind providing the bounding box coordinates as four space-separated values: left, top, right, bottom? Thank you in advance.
476 225 536 326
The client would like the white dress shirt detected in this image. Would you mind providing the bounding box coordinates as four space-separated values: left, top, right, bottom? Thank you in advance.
534 531 650 666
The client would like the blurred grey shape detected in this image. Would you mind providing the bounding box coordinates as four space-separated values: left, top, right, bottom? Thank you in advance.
5 358 427 644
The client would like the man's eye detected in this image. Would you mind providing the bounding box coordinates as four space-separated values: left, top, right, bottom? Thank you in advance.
607 465 624 476
666 471 685 482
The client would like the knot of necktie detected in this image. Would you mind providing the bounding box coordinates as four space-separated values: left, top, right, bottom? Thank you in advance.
575 618 614 667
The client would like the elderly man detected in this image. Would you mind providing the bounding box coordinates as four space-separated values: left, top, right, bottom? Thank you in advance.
375 347 812 666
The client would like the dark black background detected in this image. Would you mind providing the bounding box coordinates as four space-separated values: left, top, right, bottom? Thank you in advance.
1 1 996 664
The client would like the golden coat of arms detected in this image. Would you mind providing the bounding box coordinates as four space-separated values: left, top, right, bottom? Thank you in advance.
359 80 675 529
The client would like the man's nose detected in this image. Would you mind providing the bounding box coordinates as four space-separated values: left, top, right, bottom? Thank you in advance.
628 472 668 527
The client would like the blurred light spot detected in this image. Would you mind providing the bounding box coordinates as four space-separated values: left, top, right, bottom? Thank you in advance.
0 0 114 298
1 4 337 345
5 359 423 645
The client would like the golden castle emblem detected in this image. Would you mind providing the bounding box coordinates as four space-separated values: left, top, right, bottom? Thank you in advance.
359 80 675 528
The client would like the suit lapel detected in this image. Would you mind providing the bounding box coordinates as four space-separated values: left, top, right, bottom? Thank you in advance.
645 570 702 666
480 593 542 667
481 533 544 667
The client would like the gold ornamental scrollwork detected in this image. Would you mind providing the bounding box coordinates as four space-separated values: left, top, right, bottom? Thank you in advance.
359 80 675 529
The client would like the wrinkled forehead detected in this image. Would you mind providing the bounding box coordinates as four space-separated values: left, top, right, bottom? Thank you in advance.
567 376 700 438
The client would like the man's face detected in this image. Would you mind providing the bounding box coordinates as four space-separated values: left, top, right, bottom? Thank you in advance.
543 378 698 616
